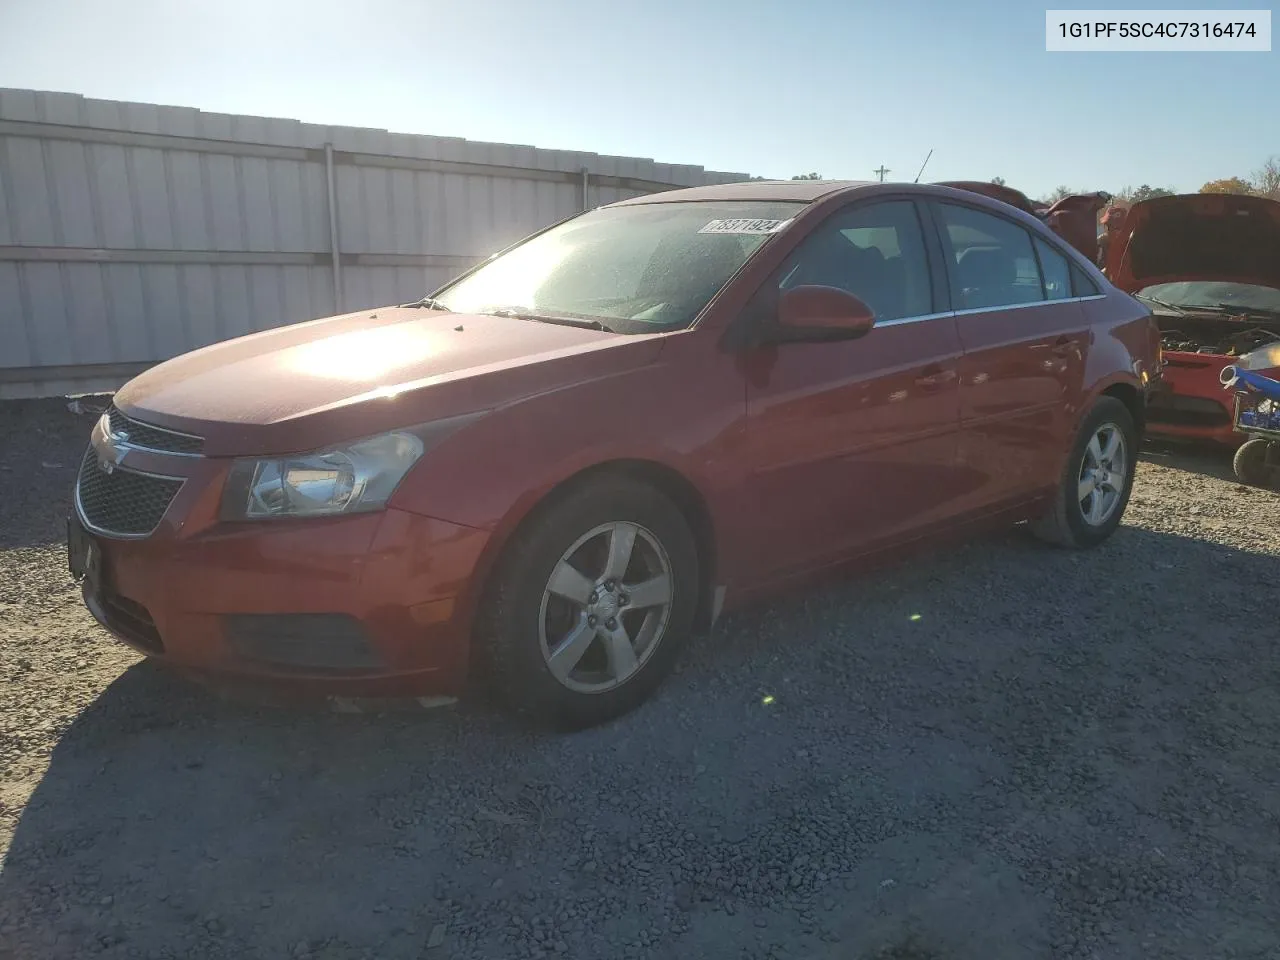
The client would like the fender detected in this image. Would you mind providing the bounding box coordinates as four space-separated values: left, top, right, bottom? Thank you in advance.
387 334 748 639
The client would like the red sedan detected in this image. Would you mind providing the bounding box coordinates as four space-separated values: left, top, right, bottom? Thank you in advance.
69 180 1160 726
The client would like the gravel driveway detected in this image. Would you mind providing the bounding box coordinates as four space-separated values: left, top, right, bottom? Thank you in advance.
2 398 1279 960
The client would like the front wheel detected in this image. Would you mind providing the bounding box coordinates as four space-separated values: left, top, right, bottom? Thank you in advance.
1031 396 1138 548
475 477 699 728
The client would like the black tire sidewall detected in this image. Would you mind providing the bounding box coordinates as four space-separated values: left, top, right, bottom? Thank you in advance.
1060 398 1138 547
1233 439 1273 487
479 478 699 729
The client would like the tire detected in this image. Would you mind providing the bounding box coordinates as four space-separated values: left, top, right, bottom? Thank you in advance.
475 476 699 729
1233 438 1275 487
1031 396 1138 549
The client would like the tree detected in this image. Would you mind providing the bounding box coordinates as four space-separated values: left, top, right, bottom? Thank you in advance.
791 172 823 180
1043 185 1075 204
1115 184 1176 203
1251 156 1280 200
1201 177 1255 195
990 177 1006 186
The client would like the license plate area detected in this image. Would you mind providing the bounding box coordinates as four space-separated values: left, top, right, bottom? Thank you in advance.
67 514 103 588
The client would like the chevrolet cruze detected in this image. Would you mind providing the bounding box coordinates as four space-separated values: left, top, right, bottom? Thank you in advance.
69 180 1160 726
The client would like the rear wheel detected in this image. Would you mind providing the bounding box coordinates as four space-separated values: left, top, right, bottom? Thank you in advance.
475 477 699 728
1031 396 1138 548
1233 438 1277 487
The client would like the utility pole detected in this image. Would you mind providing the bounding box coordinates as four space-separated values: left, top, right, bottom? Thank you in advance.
874 165 890 182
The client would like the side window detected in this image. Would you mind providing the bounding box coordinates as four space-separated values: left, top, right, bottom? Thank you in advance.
936 203 1045 310
1071 262 1101 297
775 201 932 322
1034 237 1072 301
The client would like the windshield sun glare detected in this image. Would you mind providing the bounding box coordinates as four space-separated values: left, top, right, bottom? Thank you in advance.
432 201 805 334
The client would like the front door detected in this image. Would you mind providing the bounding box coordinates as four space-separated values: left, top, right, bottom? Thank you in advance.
736 199 968 584
928 201 1090 510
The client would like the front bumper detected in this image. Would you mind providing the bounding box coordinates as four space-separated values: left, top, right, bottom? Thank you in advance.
72 442 491 697
1145 388 1242 445
1145 351 1242 446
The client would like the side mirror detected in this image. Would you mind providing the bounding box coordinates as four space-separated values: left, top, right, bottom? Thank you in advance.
767 285 877 344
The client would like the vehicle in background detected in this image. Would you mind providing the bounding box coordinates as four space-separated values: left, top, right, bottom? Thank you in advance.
68 180 1159 727
1105 193 1280 445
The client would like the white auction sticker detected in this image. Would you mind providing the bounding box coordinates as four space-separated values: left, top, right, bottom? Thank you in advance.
1046 9 1271 51
698 218 792 235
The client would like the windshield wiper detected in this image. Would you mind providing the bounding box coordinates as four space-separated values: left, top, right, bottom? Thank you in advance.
1144 301 1280 321
483 307 614 332
1213 302 1280 319
1133 293 1187 315
402 297 452 311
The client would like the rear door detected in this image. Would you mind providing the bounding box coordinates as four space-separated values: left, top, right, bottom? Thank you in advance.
927 201 1091 510
736 198 968 582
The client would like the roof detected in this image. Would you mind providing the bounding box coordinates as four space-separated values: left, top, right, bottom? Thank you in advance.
610 179 876 205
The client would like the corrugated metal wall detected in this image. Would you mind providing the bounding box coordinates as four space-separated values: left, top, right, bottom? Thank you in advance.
0 88 751 399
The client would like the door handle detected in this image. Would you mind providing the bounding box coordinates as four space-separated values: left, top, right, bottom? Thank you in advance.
914 365 955 389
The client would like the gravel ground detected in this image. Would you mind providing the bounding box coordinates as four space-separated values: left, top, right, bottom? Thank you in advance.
2 397 1280 960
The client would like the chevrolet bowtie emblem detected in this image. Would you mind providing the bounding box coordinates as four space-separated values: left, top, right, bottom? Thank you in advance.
95 433 129 473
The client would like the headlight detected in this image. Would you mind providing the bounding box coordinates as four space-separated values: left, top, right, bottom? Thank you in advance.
220 416 481 521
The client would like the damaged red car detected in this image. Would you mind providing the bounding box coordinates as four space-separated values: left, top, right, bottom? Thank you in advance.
1105 192 1280 445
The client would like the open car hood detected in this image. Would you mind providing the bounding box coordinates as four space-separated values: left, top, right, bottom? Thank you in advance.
1107 193 1280 293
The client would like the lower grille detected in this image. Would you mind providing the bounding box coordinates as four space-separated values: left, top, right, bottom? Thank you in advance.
76 447 184 537
1147 393 1231 428
223 614 383 672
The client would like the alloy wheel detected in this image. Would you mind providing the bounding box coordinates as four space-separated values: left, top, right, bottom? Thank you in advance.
1077 422 1128 527
537 521 674 693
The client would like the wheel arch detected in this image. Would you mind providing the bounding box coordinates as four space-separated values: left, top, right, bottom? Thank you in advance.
461 458 720 664
1099 380 1145 438
1075 373 1145 440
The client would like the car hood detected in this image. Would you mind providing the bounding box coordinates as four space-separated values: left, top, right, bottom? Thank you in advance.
1108 193 1280 292
114 306 666 457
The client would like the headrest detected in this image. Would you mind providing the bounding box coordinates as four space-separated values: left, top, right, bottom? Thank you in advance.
956 246 1015 286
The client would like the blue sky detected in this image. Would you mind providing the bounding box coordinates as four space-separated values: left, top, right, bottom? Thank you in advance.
0 0 1274 198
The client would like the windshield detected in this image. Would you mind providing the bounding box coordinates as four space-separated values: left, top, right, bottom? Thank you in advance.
431 200 805 333
1137 281 1280 314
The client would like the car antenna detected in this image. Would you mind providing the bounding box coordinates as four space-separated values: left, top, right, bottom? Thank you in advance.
913 149 934 183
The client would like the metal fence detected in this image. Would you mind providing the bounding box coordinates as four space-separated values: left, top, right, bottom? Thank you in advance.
0 88 750 399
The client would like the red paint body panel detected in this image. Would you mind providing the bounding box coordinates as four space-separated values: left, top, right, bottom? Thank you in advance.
737 315 964 582
75 182 1158 699
113 308 657 458
1154 353 1245 444
952 301 1090 505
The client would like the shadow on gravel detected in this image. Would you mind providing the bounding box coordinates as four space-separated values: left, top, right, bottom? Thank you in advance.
1140 439 1238 485
5 526 1280 960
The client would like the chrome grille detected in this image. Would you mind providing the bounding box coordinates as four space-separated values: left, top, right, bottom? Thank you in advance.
76 447 184 537
107 405 204 455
